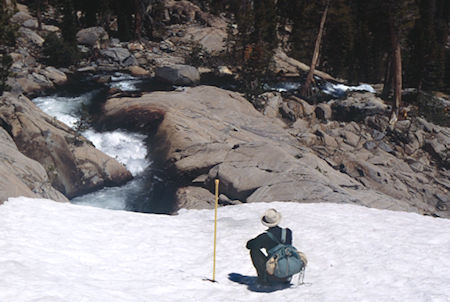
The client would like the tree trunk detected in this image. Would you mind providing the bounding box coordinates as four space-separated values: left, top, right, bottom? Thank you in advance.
301 0 329 97
389 14 402 123
382 54 392 99
36 0 42 30
134 0 143 41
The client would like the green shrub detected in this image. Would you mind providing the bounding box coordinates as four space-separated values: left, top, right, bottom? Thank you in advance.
0 51 12 94
42 33 80 67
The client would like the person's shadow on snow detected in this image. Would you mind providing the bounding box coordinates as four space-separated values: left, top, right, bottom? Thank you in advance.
228 273 292 293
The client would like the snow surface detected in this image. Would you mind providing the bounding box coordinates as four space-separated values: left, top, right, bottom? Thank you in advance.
1 197 449 302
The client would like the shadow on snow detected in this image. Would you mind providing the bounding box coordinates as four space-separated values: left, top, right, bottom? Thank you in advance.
228 273 292 293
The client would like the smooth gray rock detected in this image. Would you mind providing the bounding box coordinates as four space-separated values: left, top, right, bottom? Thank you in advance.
99 86 427 214
315 103 332 121
18 28 44 46
331 92 388 122
76 27 109 48
0 127 68 203
0 93 132 198
155 64 200 85
100 47 132 64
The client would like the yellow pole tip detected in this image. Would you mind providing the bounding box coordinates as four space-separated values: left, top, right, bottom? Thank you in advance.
215 179 219 184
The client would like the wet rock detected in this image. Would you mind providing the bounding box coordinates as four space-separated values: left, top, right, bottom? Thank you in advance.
332 92 388 122
155 64 200 85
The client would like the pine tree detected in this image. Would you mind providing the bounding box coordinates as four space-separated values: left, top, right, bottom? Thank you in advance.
322 0 355 81
0 0 16 94
406 0 449 92
60 0 78 44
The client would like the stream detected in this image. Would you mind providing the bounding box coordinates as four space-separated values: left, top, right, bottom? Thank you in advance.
32 72 373 214
33 72 177 213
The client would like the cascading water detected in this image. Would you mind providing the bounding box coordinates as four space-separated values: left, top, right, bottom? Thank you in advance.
32 72 376 213
32 73 175 213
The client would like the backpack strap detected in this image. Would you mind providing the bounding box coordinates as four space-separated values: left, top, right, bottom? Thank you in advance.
266 230 280 244
266 228 286 244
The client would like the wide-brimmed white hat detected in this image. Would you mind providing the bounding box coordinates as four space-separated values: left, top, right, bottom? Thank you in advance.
261 208 281 227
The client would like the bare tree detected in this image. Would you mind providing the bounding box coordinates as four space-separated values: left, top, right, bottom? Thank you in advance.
301 0 329 97
389 12 402 124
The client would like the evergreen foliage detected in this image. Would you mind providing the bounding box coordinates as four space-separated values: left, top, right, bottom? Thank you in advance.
0 52 12 94
0 0 16 94
42 32 80 67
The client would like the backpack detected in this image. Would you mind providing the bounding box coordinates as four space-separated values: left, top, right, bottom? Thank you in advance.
265 229 306 279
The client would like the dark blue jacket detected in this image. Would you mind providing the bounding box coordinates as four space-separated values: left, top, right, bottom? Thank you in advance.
246 226 292 252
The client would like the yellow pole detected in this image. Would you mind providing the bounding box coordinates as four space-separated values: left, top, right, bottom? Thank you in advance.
212 178 219 282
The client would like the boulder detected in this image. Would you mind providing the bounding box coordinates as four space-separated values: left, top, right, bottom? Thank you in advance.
11 77 42 95
255 92 283 118
0 127 68 203
40 67 68 85
99 86 429 214
128 66 150 76
10 11 33 25
100 47 135 66
315 103 332 121
42 25 60 33
175 186 215 209
184 25 227 53
23 18 38 29
155 64 200 85
76 27 109 48
331 92 388 122
18 28 44 46
0 93 132 198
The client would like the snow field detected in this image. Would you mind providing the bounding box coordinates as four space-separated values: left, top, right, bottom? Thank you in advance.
1 197 449 302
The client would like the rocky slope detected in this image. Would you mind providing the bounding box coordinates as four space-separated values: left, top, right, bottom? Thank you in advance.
98 86 448 218
1 1 448 217
0 92 132 201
